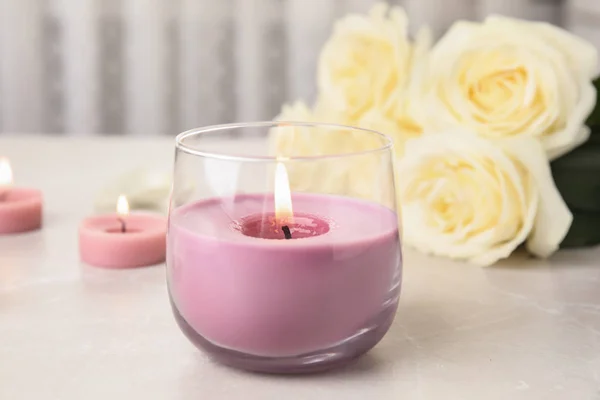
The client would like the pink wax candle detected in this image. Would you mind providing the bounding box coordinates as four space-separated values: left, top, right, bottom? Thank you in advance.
0 158 43 234
79 195 166 268
168 192 401 358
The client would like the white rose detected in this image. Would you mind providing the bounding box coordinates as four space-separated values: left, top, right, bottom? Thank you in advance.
277 22 430 158
277 3 431 161
418 16 598 160
352 24 432 157
272 102 394 201
277 101 314 123
272 101 334 158
317 3 414 120
397 132 572 266
356 106 421 158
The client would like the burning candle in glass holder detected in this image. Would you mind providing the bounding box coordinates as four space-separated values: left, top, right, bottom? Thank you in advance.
167 122 402 374
79 195 166 268
0 157 43 235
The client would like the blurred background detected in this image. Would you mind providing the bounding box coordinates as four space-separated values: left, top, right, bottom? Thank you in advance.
0 0 598 136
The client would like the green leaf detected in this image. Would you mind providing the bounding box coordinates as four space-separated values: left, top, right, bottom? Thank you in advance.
551 140 600 212
553 171 600 212
585 77 600 128
560 210 600 248
588 126 600 145
551 140 600 171
551 77 600 247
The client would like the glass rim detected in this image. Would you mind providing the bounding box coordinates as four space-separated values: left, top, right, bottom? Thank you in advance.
175 121 394 162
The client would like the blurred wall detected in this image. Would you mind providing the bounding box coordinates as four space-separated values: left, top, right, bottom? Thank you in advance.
0 0 597 135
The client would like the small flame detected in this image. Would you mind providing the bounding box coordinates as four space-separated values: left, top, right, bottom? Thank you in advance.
274 162 293 223
0 158 13 187
116 195 130 217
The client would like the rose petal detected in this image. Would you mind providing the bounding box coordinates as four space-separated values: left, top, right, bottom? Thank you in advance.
543 83 596 160
486 15 598 79
500 137 573 257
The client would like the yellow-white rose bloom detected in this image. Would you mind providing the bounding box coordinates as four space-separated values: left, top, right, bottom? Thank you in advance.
397 132 572 266
353 23 431 156
419 16 598 160
317 2 413 120
272 104 390 200
272 101 343 158
278 4 431 158
278 101 314 123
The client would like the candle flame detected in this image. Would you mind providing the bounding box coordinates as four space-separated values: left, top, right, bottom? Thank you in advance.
116 195 130 217
274 162 293 223
0 158 13 186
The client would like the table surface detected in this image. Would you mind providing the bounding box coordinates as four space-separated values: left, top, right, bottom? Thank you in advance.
1 135 600 400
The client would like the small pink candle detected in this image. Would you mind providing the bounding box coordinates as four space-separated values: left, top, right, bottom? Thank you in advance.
0 158 43 235
79 195 166 268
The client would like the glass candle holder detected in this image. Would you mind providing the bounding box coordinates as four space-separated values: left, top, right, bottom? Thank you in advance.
167 122 402 373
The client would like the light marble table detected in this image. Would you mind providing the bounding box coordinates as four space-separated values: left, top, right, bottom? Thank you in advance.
1 135 600 400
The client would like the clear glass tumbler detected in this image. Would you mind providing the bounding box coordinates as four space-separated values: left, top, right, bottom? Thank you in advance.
167 122 402 373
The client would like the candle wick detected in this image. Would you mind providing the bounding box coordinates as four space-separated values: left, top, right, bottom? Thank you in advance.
118 217 126 233
282 225 292 240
